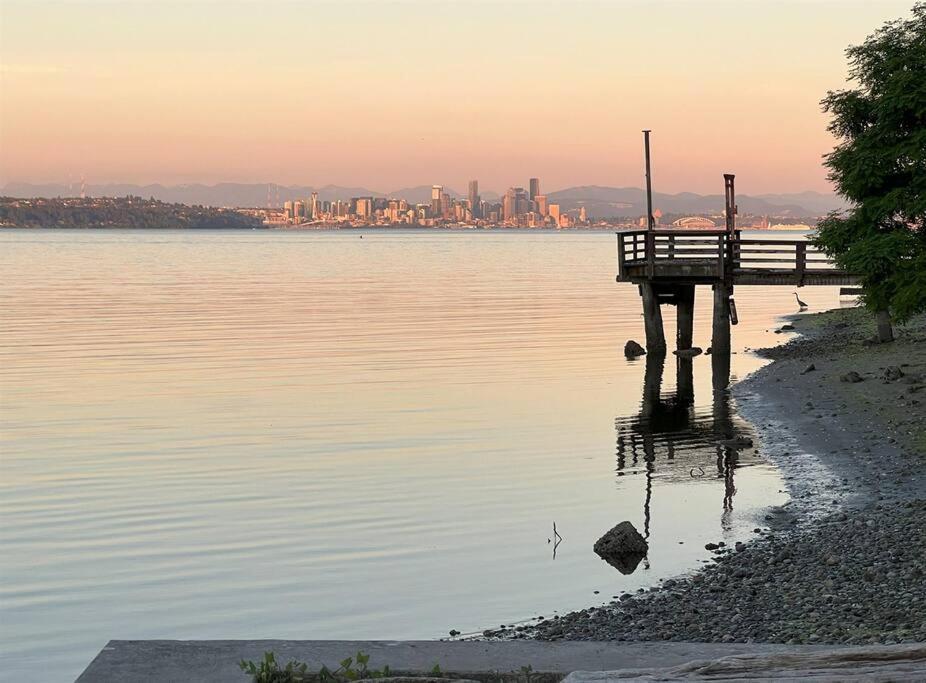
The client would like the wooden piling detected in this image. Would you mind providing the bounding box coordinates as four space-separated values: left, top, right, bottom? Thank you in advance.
712 283 731 357
640 283 666 353
711 344 731 390
676 285 695 350
876 310 894 343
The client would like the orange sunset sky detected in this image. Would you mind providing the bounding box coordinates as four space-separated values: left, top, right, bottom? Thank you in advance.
0 0 915 194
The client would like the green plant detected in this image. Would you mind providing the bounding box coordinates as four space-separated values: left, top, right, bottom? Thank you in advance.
318 652 392 682
239 651 394 683
239 651 309 683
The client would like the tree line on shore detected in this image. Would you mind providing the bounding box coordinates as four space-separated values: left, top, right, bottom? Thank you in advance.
0 196 262 230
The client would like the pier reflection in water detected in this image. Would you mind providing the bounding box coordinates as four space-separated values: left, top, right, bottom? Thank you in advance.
612 350 752 573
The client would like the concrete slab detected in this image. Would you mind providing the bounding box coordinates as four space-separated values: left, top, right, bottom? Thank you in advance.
564 643 926 681
76 640 838 683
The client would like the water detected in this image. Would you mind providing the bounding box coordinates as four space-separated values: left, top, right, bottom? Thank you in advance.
0 230 839 681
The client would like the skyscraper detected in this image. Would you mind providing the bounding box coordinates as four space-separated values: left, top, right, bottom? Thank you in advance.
503 187 529 222
431 185 443 218
503 189 516 221
529 178 540 201
535 194 548 217
468 180 480 219
354 197 373 219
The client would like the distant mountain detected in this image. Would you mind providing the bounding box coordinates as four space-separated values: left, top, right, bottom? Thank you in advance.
546 186 846 218
0 182 385 207
754 191 849 216
2 182 845 217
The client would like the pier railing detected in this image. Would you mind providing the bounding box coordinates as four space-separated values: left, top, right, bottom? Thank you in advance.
616 229 856 286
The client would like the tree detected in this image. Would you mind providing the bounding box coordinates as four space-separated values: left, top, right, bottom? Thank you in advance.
816 2 926 341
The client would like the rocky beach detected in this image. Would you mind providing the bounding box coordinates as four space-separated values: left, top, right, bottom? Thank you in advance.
491 307 926 646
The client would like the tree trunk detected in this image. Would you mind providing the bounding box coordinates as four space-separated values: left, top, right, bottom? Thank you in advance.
876 310 894 343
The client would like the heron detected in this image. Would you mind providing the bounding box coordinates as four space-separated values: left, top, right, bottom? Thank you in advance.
794 292 808 310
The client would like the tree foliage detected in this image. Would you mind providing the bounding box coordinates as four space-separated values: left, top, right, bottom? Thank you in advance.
816 2 926 322
0 195 261 230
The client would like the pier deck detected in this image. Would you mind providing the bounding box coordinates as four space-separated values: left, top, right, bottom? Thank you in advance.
616 229 860 287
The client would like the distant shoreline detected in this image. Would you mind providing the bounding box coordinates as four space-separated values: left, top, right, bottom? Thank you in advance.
0 224 815 233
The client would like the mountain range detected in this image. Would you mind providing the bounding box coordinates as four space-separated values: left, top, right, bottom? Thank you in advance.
1 182 846 218
545 186 848 218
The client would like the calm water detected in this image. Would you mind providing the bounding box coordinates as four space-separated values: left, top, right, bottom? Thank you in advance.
0 230 839 681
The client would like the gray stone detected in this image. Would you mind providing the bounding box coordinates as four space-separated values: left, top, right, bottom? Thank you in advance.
624 340 646 358
841 371 864 383
673 347 703 358
594 522 648 574
884 366 905 381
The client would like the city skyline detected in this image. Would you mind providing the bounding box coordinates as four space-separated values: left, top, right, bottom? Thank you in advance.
0 1 915 193
262 172 814 228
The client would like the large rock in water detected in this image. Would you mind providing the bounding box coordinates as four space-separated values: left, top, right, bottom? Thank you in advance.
594 521 648 574
624 340 646 358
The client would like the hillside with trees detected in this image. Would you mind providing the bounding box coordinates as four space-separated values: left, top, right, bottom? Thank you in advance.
0 196 262 230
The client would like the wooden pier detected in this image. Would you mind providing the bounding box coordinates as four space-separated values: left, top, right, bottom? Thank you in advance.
620 135 862 357
616 228 861 355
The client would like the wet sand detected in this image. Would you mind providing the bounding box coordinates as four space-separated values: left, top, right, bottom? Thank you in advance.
492 307 926 645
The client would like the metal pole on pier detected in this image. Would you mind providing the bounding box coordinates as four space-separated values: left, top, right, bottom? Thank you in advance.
639 130 666 353
723 173 736 236
643 130 655 231
712 173 736 365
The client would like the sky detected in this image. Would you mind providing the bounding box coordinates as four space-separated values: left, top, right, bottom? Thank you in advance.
0 0 916 195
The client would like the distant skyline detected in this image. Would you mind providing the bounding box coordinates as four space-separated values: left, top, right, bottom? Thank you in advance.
0 0 915 194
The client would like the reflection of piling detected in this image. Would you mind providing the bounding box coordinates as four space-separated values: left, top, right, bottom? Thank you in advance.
676 285 695 350
614 341 749 552
711 384 739 527
676 356 694 406
641 351 666 419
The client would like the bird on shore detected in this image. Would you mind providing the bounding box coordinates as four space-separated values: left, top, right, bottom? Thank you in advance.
794 292 808 310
